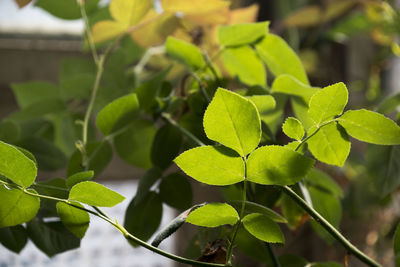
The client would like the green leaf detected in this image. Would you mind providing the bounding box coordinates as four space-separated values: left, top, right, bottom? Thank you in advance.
67 141 112 177
11 81 60 109
69 181 125 207
0 186 40 228
19 137 67 171
174 146 245 186
394 221 400 267
0 225 27 253
27 220 80 257
282 117 304 141
159 173 192 211
280 191 306 230
59 57 96 100
220 46 266 86
255 33 309 84
272 74 319 102
204 88 261 156
66 171 95 189
307 123 350 167
247 95 276 117
366 144 400 197
186 203 239 227
35 0 100 20
151 124 183 170
114 119 156 169
230 201 287 223
134 68 170 113
56 202 90 239
124 192 162 245
235 226 272 262
292 97 315 130
338 109 400 145
9 98 66 123
134 167 162 204
377 93 400 114
247 145 314 185
242 213 284 243
279 254 309 267
165 36 205 70
308 83 348 126
0 120 20 144
96 94 139 136
0 141 37 187
310 262 343 267
218 21 269 47
305 169 343 198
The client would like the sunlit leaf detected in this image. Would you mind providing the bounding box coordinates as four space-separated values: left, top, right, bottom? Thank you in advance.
69 181 125 207
186 203 239 227
242 213 284 243
56 202 90 239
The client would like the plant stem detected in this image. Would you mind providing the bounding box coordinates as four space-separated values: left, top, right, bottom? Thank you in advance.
0 179 228 267
294 119 336 151
189 72 211 102
79 1 99 65
265 243 281 267
226 179 247 265
281 186 381 267
161 112 205 146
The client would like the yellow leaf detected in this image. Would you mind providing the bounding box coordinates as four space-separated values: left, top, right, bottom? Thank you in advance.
228 4 259 24
91 20 127 43
130 11 180 47
110 0 153 26
162 0 230 14
323 0 356 22
184 6 230 25
14 0 33 8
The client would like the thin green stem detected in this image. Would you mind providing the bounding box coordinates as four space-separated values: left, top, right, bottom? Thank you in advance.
2 179 227 267
79 1 99 65
294 119 337 152
265 243 281 267
202 51 220 83
32 182 69 192
161 112 205 146
281 186 381 267
189 72 211 103
133 45 165 86
226 178 247 265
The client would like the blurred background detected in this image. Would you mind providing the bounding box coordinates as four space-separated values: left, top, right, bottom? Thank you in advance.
1 0 400 266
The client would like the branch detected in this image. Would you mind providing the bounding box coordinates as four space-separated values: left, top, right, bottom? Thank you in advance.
281 186 381 267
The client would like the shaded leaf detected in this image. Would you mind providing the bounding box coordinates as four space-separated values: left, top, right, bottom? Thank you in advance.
247 145 314 185
56 202 90 239
35 0 100 20
159 173 192 210
230 200 287 223
124 192 162 245
166 36 205 70
151 124 182 170
66 171 95 189
0 225 27 253
11 81 59 109
242 213 284 243
272 74 319 102
134 167 162 204
305 169 343 198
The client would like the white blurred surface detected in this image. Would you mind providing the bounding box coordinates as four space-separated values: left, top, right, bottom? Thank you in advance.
0 180 175 267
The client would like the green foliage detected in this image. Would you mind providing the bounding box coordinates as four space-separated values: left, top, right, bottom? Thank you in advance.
282 117 305 141
308 83 348 126
69 181 125 207
159 173 192 210
56 202 90 239
174 146 245 186
0 141 37 187
0 225 27 253
241 213 284 243
186 203 239 227
166 37 205 70
96 93 139 136
218 22 269 47
0 186 40 228
246 145 314 185
203 87 261 156
220 46 266 86
66 171 95 189
255 33 309 84
338 109 400 145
